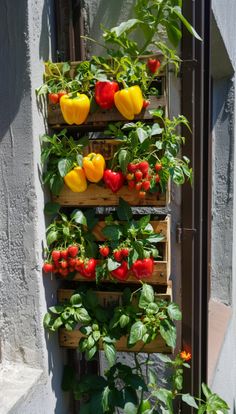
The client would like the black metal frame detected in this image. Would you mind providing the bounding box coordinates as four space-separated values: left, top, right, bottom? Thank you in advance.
181 0 211 408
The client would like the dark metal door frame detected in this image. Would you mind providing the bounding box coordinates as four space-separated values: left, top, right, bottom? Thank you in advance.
181 0 211 408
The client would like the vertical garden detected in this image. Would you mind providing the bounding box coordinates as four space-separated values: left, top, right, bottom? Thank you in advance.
37 1 229 412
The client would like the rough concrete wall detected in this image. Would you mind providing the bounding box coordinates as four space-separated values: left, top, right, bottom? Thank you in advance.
210 3 236 411
0 1 69 412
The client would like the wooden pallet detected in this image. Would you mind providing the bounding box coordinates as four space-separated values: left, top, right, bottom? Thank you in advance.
71 217 171 285
58 328 171 353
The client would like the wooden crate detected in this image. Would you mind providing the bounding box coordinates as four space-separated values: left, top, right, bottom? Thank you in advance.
58 328 171 353
53 181 170 207
72 217 170 285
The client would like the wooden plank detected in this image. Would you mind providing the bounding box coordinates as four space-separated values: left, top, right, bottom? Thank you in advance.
47 95 167 127
58 328 172 353
53 182 170 207
92 219 169 241
58 285 172 304
73 261 168 285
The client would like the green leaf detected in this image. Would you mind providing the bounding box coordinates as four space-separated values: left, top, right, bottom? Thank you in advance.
76 154 84 167
71 209 87 225
157 354 172 363
173 165 185 185
49 305 64 314
167 303 182 320
201 383 212 399
119 314 130 328
62 62 70 75
107 258 121 271
110 19 141 37
102 386 111 412
139 284 154 308
44 202 60 216
58 158 74 177
117 198 133 221
136 127 148 143
160 320 176 348
165 20 182 47
172 7 202 41
102 225 122 241
43 312 52 328
138 215 151 228
103 342 116 367
151 123 163 136
50 174 64 196
86 345 97 360
149 109 164 118
124 402 138 414
46 230 58 246
129 321 147 345
148 368 158 385
146 234 165 243
182 394 198 409
52 316 63 331
118 149 131 174
75 308 91 324
70 293 82 307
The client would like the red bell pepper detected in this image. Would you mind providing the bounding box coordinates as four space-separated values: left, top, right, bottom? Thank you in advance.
147 58 161 74
131 258 154 279
103 169 125 192
95 81 119 109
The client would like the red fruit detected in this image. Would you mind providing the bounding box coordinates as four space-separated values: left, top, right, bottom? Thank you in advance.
135 182 142 191
139 191 146 199
43 263 53 273
95 81 119 109
80 258 97 279
113 250 123 262
138 161 149 174
68 267 75 273
68 258 76 268
68 245 79 258
135 170 143 181
58 90 67 100
142 180 151 191
155 174 160 183
59 268 69 278
99 245 110 257
48 93 59 104
121 248 129 257
103 169 125 193
142 99 150 109
60 260 68 269
128 180 136 189
127 163 138 173
111 261 128 281
60 249 68 260
155 163 162 172
147 58 161 74
126 173 134 181
131 258 154 279
51 250 61 263
75 258 84 271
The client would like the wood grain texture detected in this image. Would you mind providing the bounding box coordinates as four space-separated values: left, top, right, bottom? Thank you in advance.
58 328 172 353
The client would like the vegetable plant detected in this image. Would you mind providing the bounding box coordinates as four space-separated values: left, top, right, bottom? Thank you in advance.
44 283 181 366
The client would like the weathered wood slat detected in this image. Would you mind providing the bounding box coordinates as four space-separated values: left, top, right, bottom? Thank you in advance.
53 183 170 206
58 328 172 353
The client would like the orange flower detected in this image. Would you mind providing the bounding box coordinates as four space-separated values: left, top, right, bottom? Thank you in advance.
180 350 192 361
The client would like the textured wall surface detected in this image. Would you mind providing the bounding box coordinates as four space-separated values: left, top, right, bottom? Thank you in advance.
0 1 70 412
210 2 236 411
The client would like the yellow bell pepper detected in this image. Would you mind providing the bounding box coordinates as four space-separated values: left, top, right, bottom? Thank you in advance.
83 153 105 183
114 86 143 120
64 166 87 192
60 93 90 125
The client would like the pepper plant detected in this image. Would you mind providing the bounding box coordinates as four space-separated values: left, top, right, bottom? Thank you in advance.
44 283 181 366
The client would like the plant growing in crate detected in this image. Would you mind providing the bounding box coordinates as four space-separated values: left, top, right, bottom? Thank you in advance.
44 283 181 365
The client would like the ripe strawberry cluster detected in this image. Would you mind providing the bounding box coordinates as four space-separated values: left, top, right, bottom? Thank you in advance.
126 161 162 198
99 244 154 281
43 244 83 278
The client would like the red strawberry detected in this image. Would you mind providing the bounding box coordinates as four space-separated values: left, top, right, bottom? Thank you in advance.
111 261 128 281
142 180 151 191
68 258 76 268
113 250 123 262
135 170 143 181
60 249 68 260
99 245 110 257
60 260 68 269
126 173 134 181
135 182 142 191
128 180 136 189
127 163 138 173
155 163 162 172
138 161 149 174
75 258 83 271
68 245 79 258
147 58 161 74
121 248 129 257
51 250 61 263
59 268 69 278
80 258 97 279
43 263 53 273
155 174 160 183
131 258 154 279
142 99 150 109
48 93 59 104
58 90 67 100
